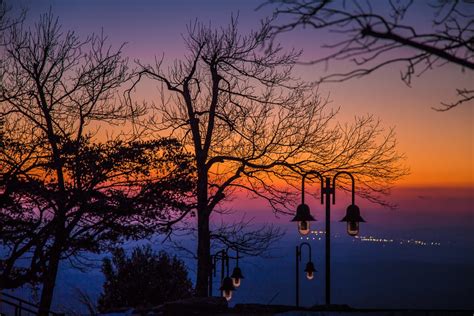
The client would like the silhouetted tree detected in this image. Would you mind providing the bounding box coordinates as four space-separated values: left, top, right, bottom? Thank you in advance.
0 0 20 37
0 12 195 314
98 246 193 312
268 0 473 110
131 17 407 296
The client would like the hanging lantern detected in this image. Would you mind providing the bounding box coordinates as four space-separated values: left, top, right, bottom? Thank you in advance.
304 261 316 280
291 203 316 235
340 204 365 236
219 276 236 301
230 266 244 288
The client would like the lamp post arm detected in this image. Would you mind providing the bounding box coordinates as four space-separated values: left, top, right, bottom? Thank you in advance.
332 171 355 205
224 247 240 262
302 171 324 204
211 249 227 277
225 251 230 277
210 249 226 296
221 251 225 293
299 242 312 262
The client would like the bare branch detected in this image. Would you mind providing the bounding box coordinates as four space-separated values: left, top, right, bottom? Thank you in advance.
267 0 474 110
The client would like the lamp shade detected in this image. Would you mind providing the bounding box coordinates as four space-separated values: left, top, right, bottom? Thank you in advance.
291 204 316 222
230 267 244 287
219 276 236 301
340 204 365 222
340 204 365 236
291 204 316 235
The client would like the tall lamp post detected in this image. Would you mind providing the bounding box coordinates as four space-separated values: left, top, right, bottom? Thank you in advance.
291 171 365 306
295 242 316 307
209 249 244 301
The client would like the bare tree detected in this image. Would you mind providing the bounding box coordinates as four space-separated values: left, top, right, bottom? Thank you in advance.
131 17 407 296
267 0 474 110
0 0 18 36
0 12 195 314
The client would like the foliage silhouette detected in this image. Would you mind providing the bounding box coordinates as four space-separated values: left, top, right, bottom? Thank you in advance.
0 11 195 314
98 246 193 312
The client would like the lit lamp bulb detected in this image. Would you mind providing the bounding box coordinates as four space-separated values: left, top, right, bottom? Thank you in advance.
304 261 316 280
347 221 359 237
223 289 233 301
230 266 244 288
232 277 240 287
219 276 236 301
298 220 310 235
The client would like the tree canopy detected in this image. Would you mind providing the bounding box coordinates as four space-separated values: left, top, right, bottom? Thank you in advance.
98 246 193 312
0 11 195 313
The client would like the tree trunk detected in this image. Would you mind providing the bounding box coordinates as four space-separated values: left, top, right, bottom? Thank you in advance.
38 241 62 315
195 163 211 297
195 207 211 296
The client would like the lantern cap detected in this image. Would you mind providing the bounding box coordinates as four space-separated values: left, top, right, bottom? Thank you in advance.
340 204 365 223
230 266 244 279
304 261 316 273
291 203 316 222
219 276 236 291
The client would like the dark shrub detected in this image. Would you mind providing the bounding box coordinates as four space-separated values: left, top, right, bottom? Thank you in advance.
98 245 193 312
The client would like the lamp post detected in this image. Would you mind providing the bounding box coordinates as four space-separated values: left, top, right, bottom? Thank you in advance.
230 250 244 288
209 248 243 301
291 171 365 306
295 242 316 307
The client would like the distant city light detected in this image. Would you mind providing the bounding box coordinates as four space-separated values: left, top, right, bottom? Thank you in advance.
300 231 441 247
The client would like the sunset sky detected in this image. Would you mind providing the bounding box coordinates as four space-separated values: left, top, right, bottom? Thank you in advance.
4 1 473 311
15 0 473 189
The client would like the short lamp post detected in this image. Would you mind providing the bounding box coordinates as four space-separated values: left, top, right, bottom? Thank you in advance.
209 249 244 301
230 252 244 288
291 171 365 306
295 242 316 307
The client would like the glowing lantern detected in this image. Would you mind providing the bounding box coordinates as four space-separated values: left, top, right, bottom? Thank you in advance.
291 203 316 235
340 204 365 236
230 266 244 288
304 261 316 280
219 276 235 301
